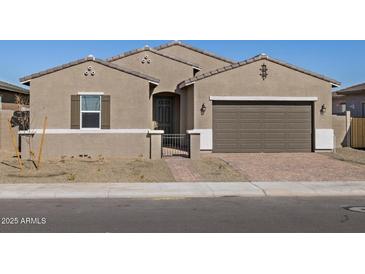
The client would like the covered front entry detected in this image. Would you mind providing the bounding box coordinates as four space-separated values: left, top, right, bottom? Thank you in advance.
213 101 313 153
153 92 189 157
153 92 180 134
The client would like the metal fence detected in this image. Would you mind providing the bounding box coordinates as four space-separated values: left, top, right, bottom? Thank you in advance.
162 134 190 157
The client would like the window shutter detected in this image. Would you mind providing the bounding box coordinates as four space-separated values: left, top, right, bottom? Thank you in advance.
101 95 110 129
71 95 80 129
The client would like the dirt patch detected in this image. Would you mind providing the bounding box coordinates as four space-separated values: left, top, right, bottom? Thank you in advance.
325 147 365 165
0 156 175 183
191 156 249 182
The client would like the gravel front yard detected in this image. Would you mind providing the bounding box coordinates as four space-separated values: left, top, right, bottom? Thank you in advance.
1 148 364 183
214 151 365 182
0 156 174 183
327 147 365 165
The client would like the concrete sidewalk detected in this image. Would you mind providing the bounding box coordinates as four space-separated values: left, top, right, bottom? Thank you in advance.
0 181 365 199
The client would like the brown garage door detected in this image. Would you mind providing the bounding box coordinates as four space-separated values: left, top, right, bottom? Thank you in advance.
213 101 313 153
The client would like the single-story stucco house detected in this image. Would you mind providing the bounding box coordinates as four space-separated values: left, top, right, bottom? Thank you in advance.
19 41 340 159
333 82 365 117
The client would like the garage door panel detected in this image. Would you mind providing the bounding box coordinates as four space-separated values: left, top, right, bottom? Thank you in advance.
214 112 239 120
238 132 263 139
262 142 287 149
215 123 237 130
262 123 309 130
215 133 237 140
213 101 313 153
238 122 265 130
286 112 311 118
286 132 312 139
238 142 264 149
263 113 286 120
275 123 311 130
239 112 265 118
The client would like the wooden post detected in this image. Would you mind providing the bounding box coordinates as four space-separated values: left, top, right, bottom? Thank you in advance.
7 119 23 170
27 136 38 169
37 116 48 167
345 110 351 147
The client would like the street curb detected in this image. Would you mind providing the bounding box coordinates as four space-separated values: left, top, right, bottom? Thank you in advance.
0 181 365 199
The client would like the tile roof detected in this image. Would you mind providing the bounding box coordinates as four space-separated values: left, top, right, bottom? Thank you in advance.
155 41 236 64
0 80 29 94
178 54 341 89
106 46 201 68
20 56 160 84
336 82 365 94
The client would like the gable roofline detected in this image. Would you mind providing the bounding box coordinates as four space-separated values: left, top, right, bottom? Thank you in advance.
106 46 201 69
332 91 345 97
155 41 236 64
20 56 160 85
0 80 29 94
336 82 365 94
178 54 341 89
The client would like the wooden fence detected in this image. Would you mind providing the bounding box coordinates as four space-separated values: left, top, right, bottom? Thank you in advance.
351 118 365 148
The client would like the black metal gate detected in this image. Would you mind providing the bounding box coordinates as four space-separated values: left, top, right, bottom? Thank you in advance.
162 134 190 157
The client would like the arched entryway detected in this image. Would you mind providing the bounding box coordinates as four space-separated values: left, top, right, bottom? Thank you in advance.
153 92 180 134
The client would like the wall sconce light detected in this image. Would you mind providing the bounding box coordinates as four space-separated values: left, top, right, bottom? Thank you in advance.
200 103 206 114
320 104 327 113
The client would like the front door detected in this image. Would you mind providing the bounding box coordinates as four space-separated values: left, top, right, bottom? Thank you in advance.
155 97 173 134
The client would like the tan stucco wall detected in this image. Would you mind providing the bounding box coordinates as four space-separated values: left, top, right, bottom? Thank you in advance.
29 61 152 129
21 133 150 160
149 133 162 160
192 60 333 130
111 50 194 94
111 51 197 132
0 110 18 155
189 133 200 160
332 114 349 148
157 45 232 74
333 93 365 117
186 85 195 130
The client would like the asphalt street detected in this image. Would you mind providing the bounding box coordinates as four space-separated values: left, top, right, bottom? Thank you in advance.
0 196 365 232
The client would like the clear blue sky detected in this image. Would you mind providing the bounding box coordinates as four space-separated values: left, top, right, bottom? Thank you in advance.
0 40 364 90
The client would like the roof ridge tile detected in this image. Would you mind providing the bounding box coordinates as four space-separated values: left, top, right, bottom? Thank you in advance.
106 46 201 68
20 56 160 84
178 54 340 89
155 41 235 64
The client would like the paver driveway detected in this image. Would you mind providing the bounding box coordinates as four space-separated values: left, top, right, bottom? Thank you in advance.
212 153 365 181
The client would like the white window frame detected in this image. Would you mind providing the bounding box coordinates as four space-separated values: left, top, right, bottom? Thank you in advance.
80 95 102 130
340 102 346 113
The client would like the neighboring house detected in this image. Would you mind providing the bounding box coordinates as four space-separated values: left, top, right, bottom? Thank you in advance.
332 82 365 117
0 80 29 110
19 41 340 158
0 80 28 155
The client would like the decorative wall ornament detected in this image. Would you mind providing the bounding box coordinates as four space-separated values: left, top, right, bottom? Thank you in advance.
200 103 207 115
259 63 268 80
320 104 327 113
84 66 96 77
141 55 151 64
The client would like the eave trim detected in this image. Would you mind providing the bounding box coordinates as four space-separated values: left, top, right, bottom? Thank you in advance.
209 96 319 102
